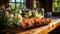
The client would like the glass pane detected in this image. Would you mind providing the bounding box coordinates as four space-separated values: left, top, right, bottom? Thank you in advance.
16 4 20 8
59 0 60 12
59 6 60 12
34 0 36 3
20 0 23 3
10 0 15 2
20 4 23 8
16 3 24 8
53 0 59 12
34 4 36 8
34 0 36 8
16 0 20 2
9 3 15 9
23 0 26 3
59 3 60 12
54 0 58 2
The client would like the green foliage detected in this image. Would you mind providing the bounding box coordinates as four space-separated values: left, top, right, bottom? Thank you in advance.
31 12 36 17
0 13 9 28
13 17 18 25
9 3 15 9
9 10 15 14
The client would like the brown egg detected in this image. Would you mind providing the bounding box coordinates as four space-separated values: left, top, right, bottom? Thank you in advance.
30 18 35 23
22 18 29 27
39 18 45 23
21 22 27 27
29 19 34 26
25 18 29 23
34 17 39 24
46 18 51 24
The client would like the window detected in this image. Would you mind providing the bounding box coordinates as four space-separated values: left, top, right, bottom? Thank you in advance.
59 0 60 12
9 0 26 9
10 0 15 2
33 0 41 9
34 0 36 8
53 0 60 12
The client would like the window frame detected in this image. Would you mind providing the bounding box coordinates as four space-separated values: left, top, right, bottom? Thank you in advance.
9 0 26 9
53 0 60 12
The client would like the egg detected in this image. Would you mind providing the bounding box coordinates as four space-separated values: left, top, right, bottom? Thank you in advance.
34 17 39 23
21 22 27 27
46 18 51 24
30 18 35 23
22 18 29 26
39 18 45 23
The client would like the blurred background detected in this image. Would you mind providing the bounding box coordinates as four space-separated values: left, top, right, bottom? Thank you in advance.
0 0 60 34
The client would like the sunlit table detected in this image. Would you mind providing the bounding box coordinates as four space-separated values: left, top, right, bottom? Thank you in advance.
17 19 60 34
0 19 60 34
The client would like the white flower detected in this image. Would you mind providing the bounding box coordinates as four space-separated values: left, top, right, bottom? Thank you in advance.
19 9 22 14
35 11 38 17
40 16 44 18
18 14 21 18
10 14 14 18
18 15 22 20
5 11 9 16
15 16 17 18
29 10 32 16
15 13 18 18
38 14 41 17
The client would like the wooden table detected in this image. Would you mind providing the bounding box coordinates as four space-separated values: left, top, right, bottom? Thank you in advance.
0 19 60 34
17 19 60 34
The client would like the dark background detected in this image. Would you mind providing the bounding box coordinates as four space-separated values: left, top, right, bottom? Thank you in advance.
0 0 60 16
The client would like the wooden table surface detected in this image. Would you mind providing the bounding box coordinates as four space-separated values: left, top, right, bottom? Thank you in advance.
0 19 60 34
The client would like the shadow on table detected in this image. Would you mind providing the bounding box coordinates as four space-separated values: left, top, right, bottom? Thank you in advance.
48 25 60 34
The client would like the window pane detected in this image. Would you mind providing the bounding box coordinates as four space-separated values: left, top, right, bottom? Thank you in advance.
16 0 20 2
34 0 36 3
59 2 60 12
16 4 24 8
10 0 15 2
9 3 15 9
59 5 60 12
20 4 24 8
16 4 20 8
53 0 59 12
34 0 36 8
9 0 26 9
23 0 26 3
20 0 23 3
